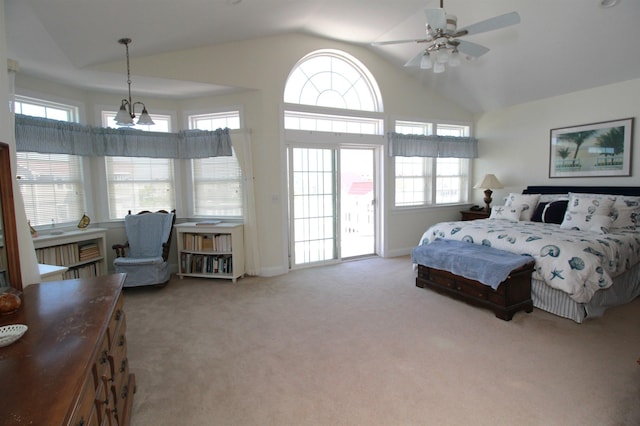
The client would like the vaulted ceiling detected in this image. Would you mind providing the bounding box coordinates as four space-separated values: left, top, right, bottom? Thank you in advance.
5 0 640 114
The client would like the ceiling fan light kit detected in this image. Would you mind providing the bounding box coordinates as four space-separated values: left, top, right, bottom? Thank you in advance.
373 0 520 74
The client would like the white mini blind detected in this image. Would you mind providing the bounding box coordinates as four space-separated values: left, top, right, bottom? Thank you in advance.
106 156 175 219
17 152 85 226
192 155 243 217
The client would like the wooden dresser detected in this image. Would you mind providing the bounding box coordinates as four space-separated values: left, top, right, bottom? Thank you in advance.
0 274 135 426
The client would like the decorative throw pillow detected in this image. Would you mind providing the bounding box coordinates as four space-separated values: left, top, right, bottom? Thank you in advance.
567 193 616 215
560 211 612 234
610 196 640 229
490 205 522 221
531 202 548 222
542 200 569 224
504 193 541 221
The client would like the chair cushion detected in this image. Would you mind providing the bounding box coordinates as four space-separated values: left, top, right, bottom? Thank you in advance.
113 256 164 266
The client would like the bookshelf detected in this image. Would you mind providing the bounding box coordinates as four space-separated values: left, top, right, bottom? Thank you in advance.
175 223 245 282
32 228 107 280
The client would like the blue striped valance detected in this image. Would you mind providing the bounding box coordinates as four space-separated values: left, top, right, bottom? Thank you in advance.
14 114 232 159
388 132 478 158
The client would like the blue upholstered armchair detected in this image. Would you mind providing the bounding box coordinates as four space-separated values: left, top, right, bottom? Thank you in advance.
112 210 176 287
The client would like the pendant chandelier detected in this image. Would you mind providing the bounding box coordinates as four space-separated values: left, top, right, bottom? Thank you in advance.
114 38 154 126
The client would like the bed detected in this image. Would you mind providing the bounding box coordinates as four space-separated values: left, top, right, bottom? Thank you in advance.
414 186 640 323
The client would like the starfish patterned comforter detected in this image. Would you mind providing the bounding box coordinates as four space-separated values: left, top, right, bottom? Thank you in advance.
418 219 640 303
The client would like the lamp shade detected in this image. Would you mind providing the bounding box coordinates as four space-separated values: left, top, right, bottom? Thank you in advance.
473 174 503 189
115 103 134 126
137 107 155 125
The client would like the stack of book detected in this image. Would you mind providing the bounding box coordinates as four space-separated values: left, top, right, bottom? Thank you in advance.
78 243 100 261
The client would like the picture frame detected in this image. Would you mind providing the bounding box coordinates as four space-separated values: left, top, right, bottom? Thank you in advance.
549 117 633 178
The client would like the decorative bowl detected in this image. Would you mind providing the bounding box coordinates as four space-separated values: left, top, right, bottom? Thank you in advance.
0 324 28 347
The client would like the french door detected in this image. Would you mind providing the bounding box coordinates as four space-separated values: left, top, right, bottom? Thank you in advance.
288 146 376 267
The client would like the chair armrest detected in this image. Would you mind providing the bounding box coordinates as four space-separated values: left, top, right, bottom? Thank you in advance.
112 242 130 258
161 241 171 262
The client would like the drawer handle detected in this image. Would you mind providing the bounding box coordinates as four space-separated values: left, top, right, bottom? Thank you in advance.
77 418 85 426
120 358 128 373
100 350 108 364
115 310 123 321
118 335 126 347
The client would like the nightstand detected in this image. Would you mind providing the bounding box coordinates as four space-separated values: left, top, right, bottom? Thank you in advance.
460 209 490 221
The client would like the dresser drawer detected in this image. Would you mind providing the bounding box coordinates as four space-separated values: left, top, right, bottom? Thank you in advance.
70 375 100 426
92 336 111 390
107 295 125 348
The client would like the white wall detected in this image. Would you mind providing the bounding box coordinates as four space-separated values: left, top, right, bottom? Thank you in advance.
474 78 640 205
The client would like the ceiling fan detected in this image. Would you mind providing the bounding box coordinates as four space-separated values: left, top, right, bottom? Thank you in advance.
372 0 520 73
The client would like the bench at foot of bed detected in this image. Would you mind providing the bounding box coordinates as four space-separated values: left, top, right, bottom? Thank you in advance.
416 263 534 321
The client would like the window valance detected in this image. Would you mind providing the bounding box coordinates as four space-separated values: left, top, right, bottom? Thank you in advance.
14 114 232 159
387 132 478 158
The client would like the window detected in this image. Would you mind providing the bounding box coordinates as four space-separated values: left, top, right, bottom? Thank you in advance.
14 96 77 122
14 96 86 226
284 49 384 134
105 157 175 219
188 111 243 218
102 111 175 219
394 121 470 207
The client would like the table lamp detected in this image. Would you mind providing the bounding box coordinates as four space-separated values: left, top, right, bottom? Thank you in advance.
473 174 503 212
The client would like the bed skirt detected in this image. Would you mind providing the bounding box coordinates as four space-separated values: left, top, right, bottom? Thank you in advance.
532 263 640 323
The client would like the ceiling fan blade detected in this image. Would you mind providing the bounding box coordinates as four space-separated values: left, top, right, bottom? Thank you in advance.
425 8 446 31
404 51 426 67
456 40 490 58
455 11 520 37
371 38 428 46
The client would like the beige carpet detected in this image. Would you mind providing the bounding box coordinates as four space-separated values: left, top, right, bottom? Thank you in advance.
123 256 640 426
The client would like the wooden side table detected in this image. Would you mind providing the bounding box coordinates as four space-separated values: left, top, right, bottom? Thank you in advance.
460 209 490 221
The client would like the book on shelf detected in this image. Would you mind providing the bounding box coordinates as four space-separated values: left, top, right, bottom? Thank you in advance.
78 243 100 261
182 233 232 252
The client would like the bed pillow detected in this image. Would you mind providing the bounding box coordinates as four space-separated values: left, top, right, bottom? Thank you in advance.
560 211 612 234
504 193 540 221
610 196 640 229
542 200 569 224
489 205 522 221
567 193 616 215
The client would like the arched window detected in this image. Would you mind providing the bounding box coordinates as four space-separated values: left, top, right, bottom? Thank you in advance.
284 50 383 134
285 49 382 112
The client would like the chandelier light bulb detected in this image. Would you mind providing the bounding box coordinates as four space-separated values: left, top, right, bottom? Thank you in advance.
420 53 433 69
449 50 461 67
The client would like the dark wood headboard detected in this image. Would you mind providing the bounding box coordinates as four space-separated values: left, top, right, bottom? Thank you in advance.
523 186 640 197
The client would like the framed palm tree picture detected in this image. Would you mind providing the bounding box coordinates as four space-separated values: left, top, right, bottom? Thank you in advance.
549 117 633 178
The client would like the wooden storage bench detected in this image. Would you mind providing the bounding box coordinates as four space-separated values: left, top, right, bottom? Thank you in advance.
416 262 534 321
